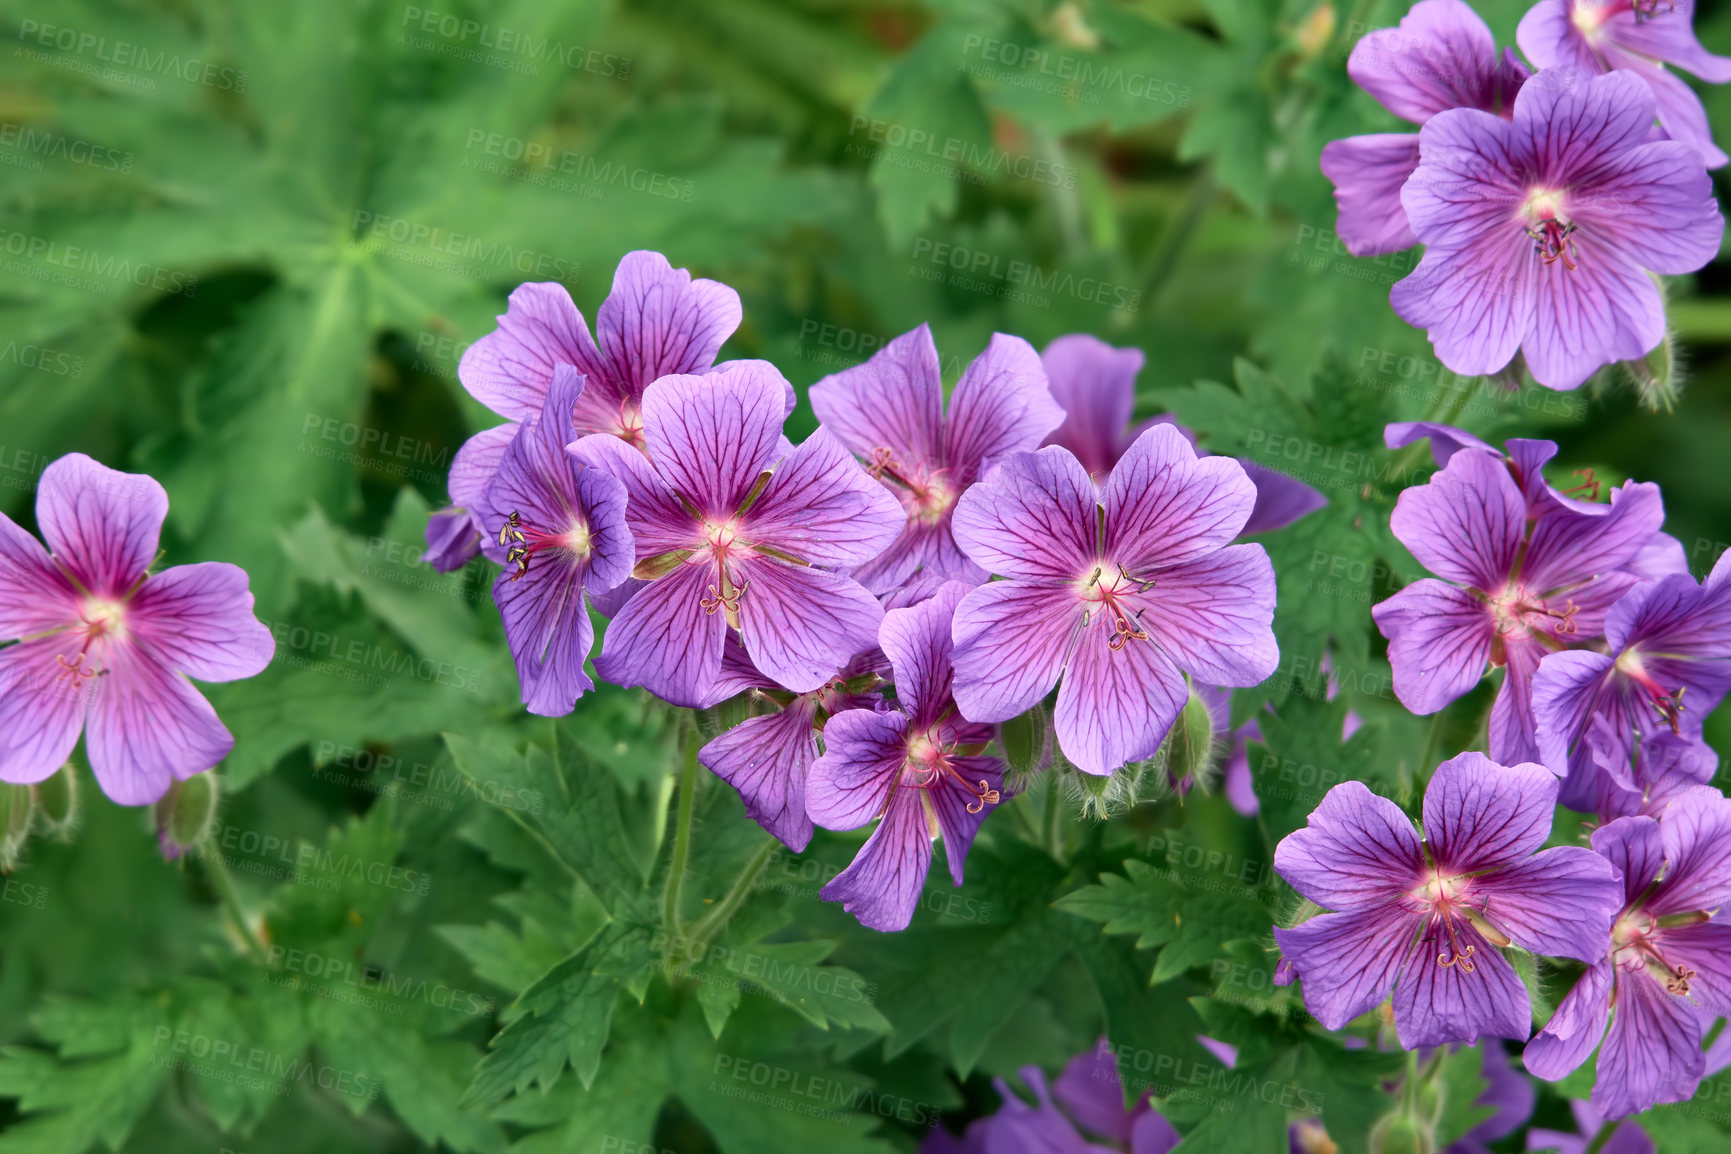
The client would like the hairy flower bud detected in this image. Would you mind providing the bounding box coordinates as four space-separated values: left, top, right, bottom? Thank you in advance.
30 764 78 835
154 773 221 861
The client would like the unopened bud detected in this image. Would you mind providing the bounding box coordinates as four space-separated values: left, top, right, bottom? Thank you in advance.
997 704 1050 790
1369 1112 1433 1154
1165 687 1219 794
1623 326 1681 413
30 764 78 835
0 784 33 870
154 773 221 860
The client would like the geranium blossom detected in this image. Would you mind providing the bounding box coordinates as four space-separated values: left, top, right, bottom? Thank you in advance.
0 454 273 804
948 426 1278 775
1273 752 1621 1048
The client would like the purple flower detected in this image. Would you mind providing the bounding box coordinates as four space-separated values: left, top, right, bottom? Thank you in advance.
698 641 884 851
949 426 1279 776
575 362 902 708
1041 334 1325 533
0 454 274 805
1372 445 1662 764
1523 790 1731 1118
806 582 1003 932
1321 0 1530 255
1390 68 1724 391
1587 719 1718 820
424 252 742 570
1273 751 1621 1049
809 325 1063 594
1519 0 1731 167
922 1042 1180 1154
1526 1101 1654 1154
475 368 633 716
1533 553 1731 802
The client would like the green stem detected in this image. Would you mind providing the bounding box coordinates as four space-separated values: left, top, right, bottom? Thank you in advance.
1144 167 1214 309
663 722 700 937
1043 777 1062 861
201 848 267 963
684 835 777 950
1584 1119 1622 1154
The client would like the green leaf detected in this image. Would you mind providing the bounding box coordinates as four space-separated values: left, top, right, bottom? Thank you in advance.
1056 859 1273 984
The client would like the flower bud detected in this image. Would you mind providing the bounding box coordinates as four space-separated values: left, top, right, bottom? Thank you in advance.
0 784 33 870
30 764 78 835
154 773 221 860
997 704 1050 791
1165 687 1218 795
1622 327 1681 413
1369 1112 1433 1154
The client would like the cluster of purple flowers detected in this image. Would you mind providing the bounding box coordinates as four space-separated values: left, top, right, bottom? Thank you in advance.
423 252 1324 931
1323 0 1727 390
1275 420 1731 1118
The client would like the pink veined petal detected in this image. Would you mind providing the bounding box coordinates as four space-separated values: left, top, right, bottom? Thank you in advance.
1393 243 1534 391
950 581 1081 724
1238 460 1328 535
1321 134 1422 257
1475 846 1621 961
734 559 884 695
1424 752 1560 872
1592 969 1706 1119
1274 780 1426 910
458 282 603 423
492 564 595 716
741 427 905 568
1516 70 1660 184
0 637 90 786
1054 618 1188 775
85 645 234 805
819 785 932 932
570 433 701 558
1524 960 1615 1082
1040 334 1143 479
1273 905 1420 1030
1522 482 1665 594
128 562 273 682
1608 0 1731 80
1522 237 1665 392
1373 579 1493 715
1103 425 1257 573
422 508 480 574
846 519 943 597
951 446 1099 581
1401 108 1527 249
36 453 167 598
700 697 820 851
926 754 1002 887
1392 918 1531 1048
1390 449 1525 591
0 512 79 637
1489 634 1544 766
943 333 1063 477
878 581 970 724
1348 0 1504 123
1658 922 1731 1018
593 559 724 708
1651 789 1731 916
806 707 907 830
1386 421 1499 463
1532 649 1618 773
1594 814 1667 906
448 424 517 512
592 250 742 396
1517 0 1600 71
1129 546 1277 688
808 324 944 472
1571 141 1724 274
639 364 789 517
1639 63 1730 169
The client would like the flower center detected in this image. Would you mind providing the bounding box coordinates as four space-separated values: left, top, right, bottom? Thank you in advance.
867 448 957 526
1612 907 1698 993
1615 649 1687 734
1412 869 1505 974
614 401 645 448
497 511 592 581
1487 583 1579 640
703 517 740 552
59 597 126 684
1521 189 1578 270
901 728 1001 814
1077 563 1154 650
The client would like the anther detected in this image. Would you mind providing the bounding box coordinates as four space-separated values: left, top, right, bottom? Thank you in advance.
1563 468 1600 500
1526 218 1578 270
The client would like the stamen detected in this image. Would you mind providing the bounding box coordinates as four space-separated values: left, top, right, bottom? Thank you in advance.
55 652 100 682
963 779 1002 814
1546 598 1580 636
699 579 747 617
1436 915 1477 974
1108 613 1150 651
496 510 588 581
866 447 904 482
1527 218 1579 270
1666 962 1696 996
1563 468 1601 500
